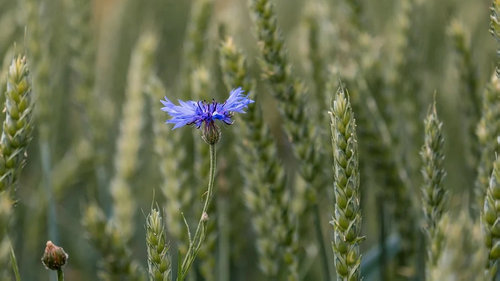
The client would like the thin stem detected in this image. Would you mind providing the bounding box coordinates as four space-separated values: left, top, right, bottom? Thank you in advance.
313 203 331 281
377 195 388 281
178 144 217 281
57 269 64 281
218 195 229 281
9 242 20 281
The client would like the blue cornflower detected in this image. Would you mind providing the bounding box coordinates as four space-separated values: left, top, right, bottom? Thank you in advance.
161 87 254 144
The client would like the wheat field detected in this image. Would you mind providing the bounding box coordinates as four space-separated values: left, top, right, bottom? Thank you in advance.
0 0 498 280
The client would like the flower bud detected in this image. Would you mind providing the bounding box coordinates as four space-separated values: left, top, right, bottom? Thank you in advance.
41 241 68 270
201 212 209 222
202 121 221 145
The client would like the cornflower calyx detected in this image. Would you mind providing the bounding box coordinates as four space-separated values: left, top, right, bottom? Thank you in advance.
161 87 254 144
202 121 221 145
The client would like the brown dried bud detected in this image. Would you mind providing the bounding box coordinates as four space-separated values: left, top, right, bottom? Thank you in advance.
41 241 68 270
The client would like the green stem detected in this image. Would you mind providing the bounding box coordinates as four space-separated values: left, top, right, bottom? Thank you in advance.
178 144 217 281
218 195 229 281
9 242 20 281
313 203 331 281
377 195 388 281
57 269 64 281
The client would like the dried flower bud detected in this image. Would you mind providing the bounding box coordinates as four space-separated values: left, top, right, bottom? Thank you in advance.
41 241 68 270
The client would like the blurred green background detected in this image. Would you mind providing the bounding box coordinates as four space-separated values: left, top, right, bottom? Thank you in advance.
0 0 496 280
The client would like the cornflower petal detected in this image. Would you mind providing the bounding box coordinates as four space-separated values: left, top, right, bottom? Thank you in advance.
220 87 255 114
160 97 199 129
160 88 254 130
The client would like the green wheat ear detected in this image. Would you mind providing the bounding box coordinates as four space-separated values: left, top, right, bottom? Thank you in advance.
249 5 331 273
0 54 34 279
329 84 363 281
249 0 324 202
449 20 480 115
67 0 96 105
428 212 487 281
448 21 480 186
0 49 14 126
0 56 34 193
183 0 213 70
306 14 326 115
146 207 172 281
219 36 299 280
491 0 500 75
420 98 447 278
483 156 500 280
110 33 157 241
82 203 145 280
181 0 214 99
476 72 500 209
219 37 280 278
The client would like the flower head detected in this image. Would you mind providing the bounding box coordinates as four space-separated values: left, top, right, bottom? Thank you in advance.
161 87 254 134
